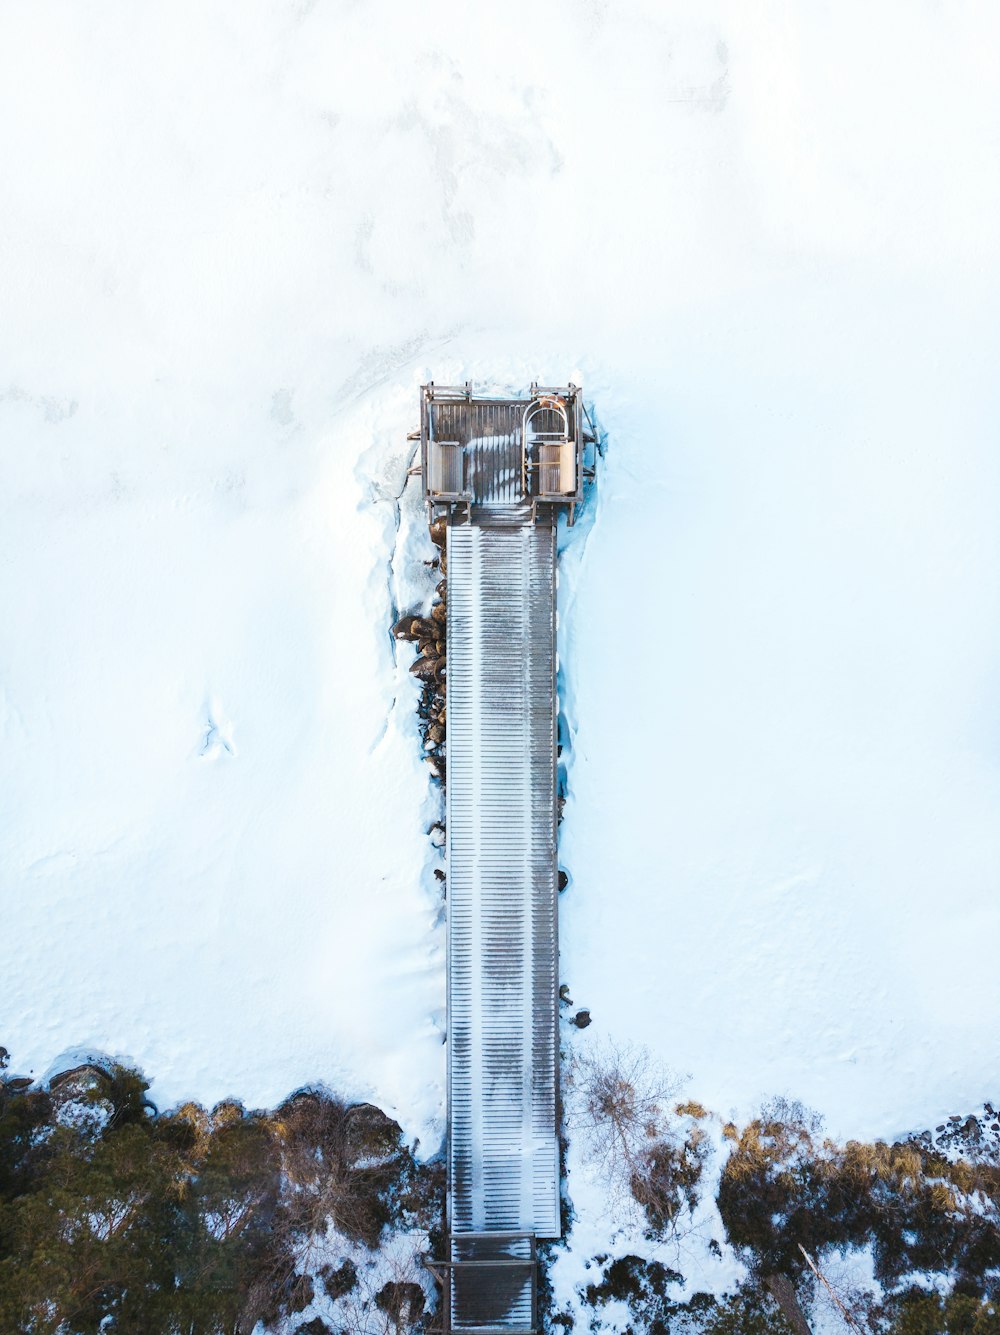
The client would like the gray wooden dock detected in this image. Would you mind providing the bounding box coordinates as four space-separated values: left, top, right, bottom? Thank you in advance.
420 384 591 1333
447 521 560 1244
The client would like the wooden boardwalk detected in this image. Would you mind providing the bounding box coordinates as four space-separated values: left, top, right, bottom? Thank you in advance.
420 384 590 1333
446 522 560 1243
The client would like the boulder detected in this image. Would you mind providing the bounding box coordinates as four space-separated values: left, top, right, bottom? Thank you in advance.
410 657 440 681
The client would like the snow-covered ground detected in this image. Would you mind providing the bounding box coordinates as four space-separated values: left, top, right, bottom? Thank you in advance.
2 0 999 1254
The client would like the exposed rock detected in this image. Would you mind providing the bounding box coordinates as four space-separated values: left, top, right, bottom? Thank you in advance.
573 1009 591 1029
410 657 440 681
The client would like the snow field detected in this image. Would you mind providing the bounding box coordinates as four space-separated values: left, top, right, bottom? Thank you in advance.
2 2 1000 1310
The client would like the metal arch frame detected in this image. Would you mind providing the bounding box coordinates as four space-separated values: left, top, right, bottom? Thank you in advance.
520 394 571 505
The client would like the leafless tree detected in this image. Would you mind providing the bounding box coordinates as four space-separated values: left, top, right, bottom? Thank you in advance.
570 1040 708 1232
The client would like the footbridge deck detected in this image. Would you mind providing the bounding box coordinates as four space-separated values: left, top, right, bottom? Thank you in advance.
447 520 560 1244
419 384 594 1334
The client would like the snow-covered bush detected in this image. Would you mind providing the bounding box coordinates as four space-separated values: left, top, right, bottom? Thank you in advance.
716 1099 1000 1332
0 1053 440 1335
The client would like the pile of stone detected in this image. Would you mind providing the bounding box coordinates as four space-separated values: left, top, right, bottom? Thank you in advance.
392 517 447 782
